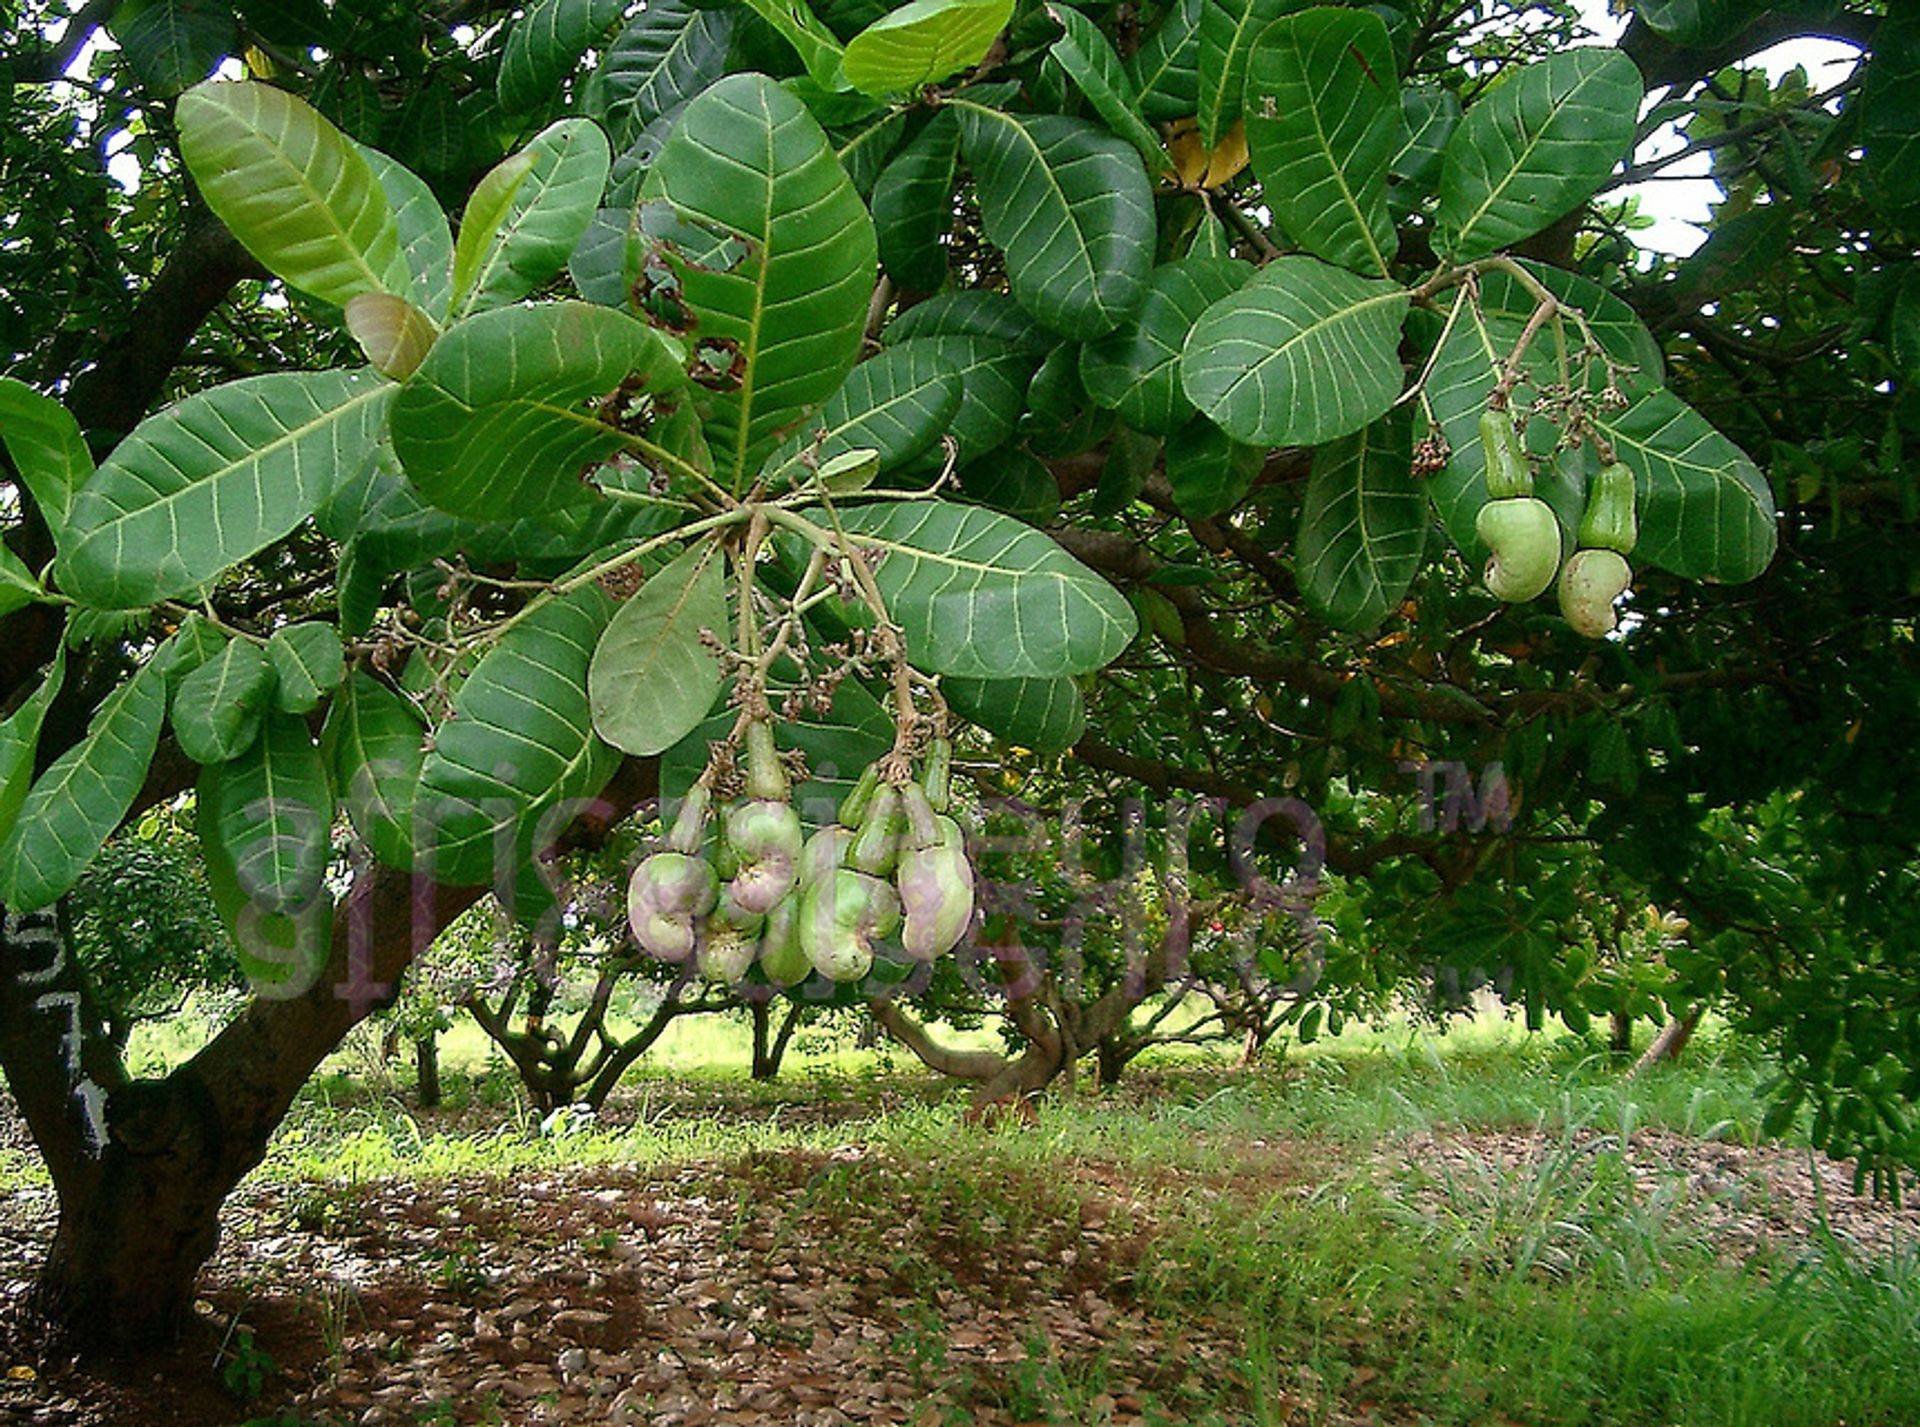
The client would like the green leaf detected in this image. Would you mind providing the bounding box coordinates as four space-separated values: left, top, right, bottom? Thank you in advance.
1296 406 1426 632
829 499 1137 677
389 302 685 520
344 293 438 380
0 662 167 912
873 111 960 293
198 709 334 916
643 73 878 485
415 584 622 886
269 622 346 713
1081 257 1251 435
451 119 612 317
843 0 1013 96
960 447 1061 521
1436 50 1642 261
178 80 409 307
356 143 456 321
734 0 850 88
498 0 627 113
0 377 89 543
0 646 65 848
587 0 735 144
954 105 1155 339
765 339 965 483
1391 84 1459 193
1197 0 1305 146
1181 255 1409 447
0 547 42 620
120 0 233 96
588 540 730 757
946 674 1084 753
882 290 1051 353
1593 390 1777 584
1045 3 1171 172
1894 269 1920 383
1243 7 1401 276
898 335 1037 469
58 370 393 610
1637 0 1762 46
1129 0 1203 123
1861 13 1920 218
837 109 913 198
172 635 276 764
322 671 427 871
1165 416 1264 519
198 786 333 997
1423 260 1666 562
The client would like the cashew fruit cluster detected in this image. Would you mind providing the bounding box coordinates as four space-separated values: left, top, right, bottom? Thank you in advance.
1474 408 1639 636
626 730 975 987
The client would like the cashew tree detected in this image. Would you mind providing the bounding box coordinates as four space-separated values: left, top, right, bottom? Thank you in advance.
7 0 1913 1356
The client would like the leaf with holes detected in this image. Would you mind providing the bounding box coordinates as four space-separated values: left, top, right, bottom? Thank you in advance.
642 74 877 485
1181 256 1408 447
946 674 1085 754
58 369 392 610
389 302 686 520
179 80 409 307
843 0 1013 96
1081 257 1251 435
416 584 622 887
955 106 1155 339
765 339 965 484
172 635 276 764
1243 6 1401 276
0 662 167 912
498 0 627 113
452 120 611 317
588 540 730 757
829 499 1136 677
323 671 427 871
1436 50 1642 261
1296 406 1426 632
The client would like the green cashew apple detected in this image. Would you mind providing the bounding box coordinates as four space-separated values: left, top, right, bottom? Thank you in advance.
697 891 764 984
798 868 901 982
724 798 804 915
1557 548 1632 638
895 785 973 960
628 851 718 962
1477 496 1561 603
759 894 811 986
798 824 855 888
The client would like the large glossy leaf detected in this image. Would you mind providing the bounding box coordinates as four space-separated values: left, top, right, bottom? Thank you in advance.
765 339 965 483
198 710 333 916
178 80 408 307
873 112 960 293
1637 0 1763 45
1181 256 1409 447
269 622 346 713
1390 84 1460 195
1165 416 1263 518
954 106 1155 340
734 0 849 88
843 0 1013 96
643 74 878 486
1423 261 1666 561
882 290 1051 353
452 119 612 317
1861 12 1920 217
1128 0 1203 123
172 635 276 764
323 671 427 871
0 647 65 849
837 109 913 198
0 662 167 912
1080 257 1251 435
1295 406 1426 632
1436 50 1642 261
197 763 332 997
416 585 622 887
829 499 1137 677
0 377 89 542
588 540 730 757
498 0 627 113
587 0 735 144
121 0 233 95
1243 7 1401 276
1045 3 1170 171
1593 391 1777 583
898 335 1037 469
389 302 685 520
58 370 392 609
1197 0 1305 146
357 144 456 321
944 674 1084 754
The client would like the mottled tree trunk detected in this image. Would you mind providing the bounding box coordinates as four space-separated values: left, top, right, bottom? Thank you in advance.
414 1032 442 1109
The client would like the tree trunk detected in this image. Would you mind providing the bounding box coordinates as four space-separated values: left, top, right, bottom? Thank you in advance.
750 1001 802 1082
414 1032 441 1109
1610 1011 1635 1056
1095 1036 1133 1087
1633 1006 1705 1075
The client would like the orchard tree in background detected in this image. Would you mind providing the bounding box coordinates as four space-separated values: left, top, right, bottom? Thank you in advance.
0 0 1915 1356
